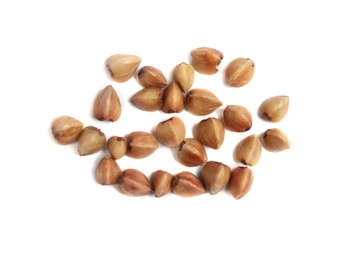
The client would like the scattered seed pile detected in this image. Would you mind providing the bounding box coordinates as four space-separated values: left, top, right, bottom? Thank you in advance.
51 47 290 199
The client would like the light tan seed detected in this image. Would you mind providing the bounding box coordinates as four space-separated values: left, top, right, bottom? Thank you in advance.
131 87 163 111
177 138 208 167
51 116 83 145
173 62 195 92
77 126 106 156
225 58 255 87
93 85 122 122
137 66 167 88
260 96 289 122
95 155 122 185
235 134 262 166
151 170 173 198
186 88 222 116
118 169 152 197
107 136 127 160
195 117 225 149
263 128 291 152
154 116 186 148
201 161 231 195
126 131 159 159
190 47 223 75
161 81 185 113
106 54 141 83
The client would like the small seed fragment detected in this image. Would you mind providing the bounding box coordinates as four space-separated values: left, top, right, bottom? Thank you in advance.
173 62 195 92
107 136 127 160
195 117 225 149
190 47 223 75
235 134 262 166
93 85 122 122
201 161 231 195
51 115 83 145
106 54 141 83
137 65 167 88
225 58 255 87
260 96 289 122
118 169 152 197
154 116 186 148
95 155 122 185
229 166 253 200
126 131 159 159
161 81 185 113
171 171 205 197
263 128 291 152
131 87 163 111
151 170 173 198
223 105 252 132
186 88 223 116
177 138 207 167
77 126 106 156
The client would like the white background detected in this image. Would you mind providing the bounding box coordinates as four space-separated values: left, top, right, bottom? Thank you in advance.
1 0 348 259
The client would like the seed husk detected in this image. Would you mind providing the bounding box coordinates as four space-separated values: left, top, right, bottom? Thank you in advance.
223 105 252 132
229 166 253 200
225 58 255 87
51 115 83 145
186 88 223 116
177 138 207 167
154 116 186 148
137 65 167 88
190 47 223 75
131 87 163 111
201 161 231 195
263 128 291 152
195 117 225 149
151 170 173 198
93 85 122 122
260 96 289 122
77 126 106 156
107 136 127 160
161 81 185 113
118 169 152 197
171 171 205 197
126 131 159 159
173 62 195 92
235 134 262 166
95 155 122 185
106 54 141 83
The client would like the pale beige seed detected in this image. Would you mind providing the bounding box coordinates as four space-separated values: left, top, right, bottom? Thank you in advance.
161 81 185 113
190 47 223 75
106 54 141 83
151 170 173 198
201 161 231 195
95 155 122 185
223 105 252 132
131 87 163 111
235 134 262 166
137 65 167 88
260 96 289 122
263 128 291 152
171 171 206 197
93 85 122 122
77 126 106 156
186 88 223 116
118 169 152 197
177 138 207 167
154 116 186 148
229 166 253 200
195 117 225 149
126 131 159 159
51 115 83 145
107 136 127 160
225 58 255 87
173 62 195 92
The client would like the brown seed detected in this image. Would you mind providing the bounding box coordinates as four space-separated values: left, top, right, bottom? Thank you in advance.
137 66 167 88
161 81 185 113
51 115 83 145
190 47 223 75
151 170 173 198
263 128 291 152
225 58 255 87
171 171 205 197
195 117 225 149
235 134 262 166
77 126 106 156
260 96 289 122
107 136 127 160
118 169 152 197
154 116 186 148
177 138 207 167
201 161 231 195
173 62 195 92
223 105 252 132
229 166 253 200
95 155 122 185
126 131 159 159
106 54 141 83
186 88 223 116
93 85 122 122
131 87 163 111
